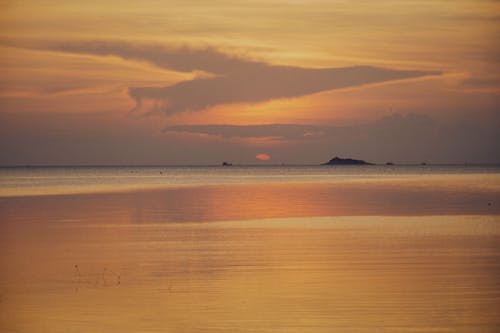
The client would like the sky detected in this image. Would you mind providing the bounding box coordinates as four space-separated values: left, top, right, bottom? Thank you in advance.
0 0 499 165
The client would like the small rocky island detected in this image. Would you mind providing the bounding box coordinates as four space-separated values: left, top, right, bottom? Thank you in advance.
322 156 374 165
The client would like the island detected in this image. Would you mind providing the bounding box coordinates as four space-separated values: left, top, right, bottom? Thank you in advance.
321 156 374 165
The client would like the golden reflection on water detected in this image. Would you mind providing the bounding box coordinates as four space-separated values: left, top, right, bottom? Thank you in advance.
1 183 500 332
1 182 499 225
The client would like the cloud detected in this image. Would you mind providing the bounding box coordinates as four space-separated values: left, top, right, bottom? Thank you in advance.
20 40 263 75
130 65 439 115
2 111 499 165
162 113 500 164
256 153 271 161
162 123 331 140
161 116 437 143
462 77 500 88
6 40 440 115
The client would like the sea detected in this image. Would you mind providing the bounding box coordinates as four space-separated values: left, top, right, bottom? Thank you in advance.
1 165 499 332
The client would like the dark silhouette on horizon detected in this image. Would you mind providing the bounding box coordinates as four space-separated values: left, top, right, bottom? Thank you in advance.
322 156 374 166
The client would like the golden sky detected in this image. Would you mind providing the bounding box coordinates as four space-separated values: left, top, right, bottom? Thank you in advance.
0 0 499 164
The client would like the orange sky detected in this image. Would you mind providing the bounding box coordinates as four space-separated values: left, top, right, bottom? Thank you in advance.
0 0 499 164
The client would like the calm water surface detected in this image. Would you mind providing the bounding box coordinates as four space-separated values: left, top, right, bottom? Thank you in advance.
1 166 499 332
1 165 499 196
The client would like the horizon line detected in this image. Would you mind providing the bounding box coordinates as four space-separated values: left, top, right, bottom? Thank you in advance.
1 163 500 168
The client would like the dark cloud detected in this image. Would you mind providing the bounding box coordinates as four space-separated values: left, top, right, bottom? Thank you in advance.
163 123 333 140
162 114 435 141
129 65 438 114
163 113 500 164
2 112 499 165
25 40 264 75
462 77 500 87
162 115 434 141
6 40 440 114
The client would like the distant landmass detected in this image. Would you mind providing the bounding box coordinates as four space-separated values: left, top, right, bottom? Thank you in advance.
322 156 374 165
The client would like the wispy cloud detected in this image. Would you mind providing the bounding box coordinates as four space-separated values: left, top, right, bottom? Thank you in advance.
162 114 437 142
162 123 332 140
5 40 441 115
